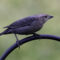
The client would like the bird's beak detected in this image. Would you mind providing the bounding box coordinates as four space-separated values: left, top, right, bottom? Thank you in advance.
49 16 53 19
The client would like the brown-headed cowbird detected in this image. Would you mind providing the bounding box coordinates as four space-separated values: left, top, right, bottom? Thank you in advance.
0 14 53 47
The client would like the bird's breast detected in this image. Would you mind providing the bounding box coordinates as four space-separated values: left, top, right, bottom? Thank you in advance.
31 20 43 32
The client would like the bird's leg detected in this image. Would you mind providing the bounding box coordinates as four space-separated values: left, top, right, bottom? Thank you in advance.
33 33 40 37
14 34 20 48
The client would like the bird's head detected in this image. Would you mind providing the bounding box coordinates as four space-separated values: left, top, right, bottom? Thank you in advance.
38 14 53 23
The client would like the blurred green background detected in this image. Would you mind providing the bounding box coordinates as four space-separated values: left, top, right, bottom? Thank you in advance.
0 0 60 60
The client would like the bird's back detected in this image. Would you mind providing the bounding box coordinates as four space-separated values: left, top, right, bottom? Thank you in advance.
4 17 36 29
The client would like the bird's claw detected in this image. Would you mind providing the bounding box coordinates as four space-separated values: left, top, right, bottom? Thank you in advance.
16 40 20 49
33 33 40 38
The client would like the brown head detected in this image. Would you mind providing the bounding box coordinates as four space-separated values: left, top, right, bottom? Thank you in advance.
32 14 53 23
37 14 53 23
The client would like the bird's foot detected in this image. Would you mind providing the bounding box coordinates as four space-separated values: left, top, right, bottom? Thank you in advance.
16 40 20 49
33 33 40 38
14 34 20 49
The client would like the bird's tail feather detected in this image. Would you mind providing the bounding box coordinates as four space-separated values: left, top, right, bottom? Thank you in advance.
0 29 9 36
0 32 3 36
0 29 12 36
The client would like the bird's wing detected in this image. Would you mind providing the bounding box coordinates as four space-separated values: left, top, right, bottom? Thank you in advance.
4 17 35 29
12 26 35 34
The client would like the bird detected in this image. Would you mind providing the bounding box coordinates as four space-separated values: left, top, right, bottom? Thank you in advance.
0 14 53 47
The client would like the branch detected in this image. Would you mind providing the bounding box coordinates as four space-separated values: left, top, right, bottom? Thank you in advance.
0 34 60 60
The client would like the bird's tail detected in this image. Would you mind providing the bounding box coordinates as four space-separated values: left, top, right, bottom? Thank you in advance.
0 32 3 36
0 29 9 36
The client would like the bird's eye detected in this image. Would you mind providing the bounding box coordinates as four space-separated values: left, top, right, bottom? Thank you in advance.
44 16 47 18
